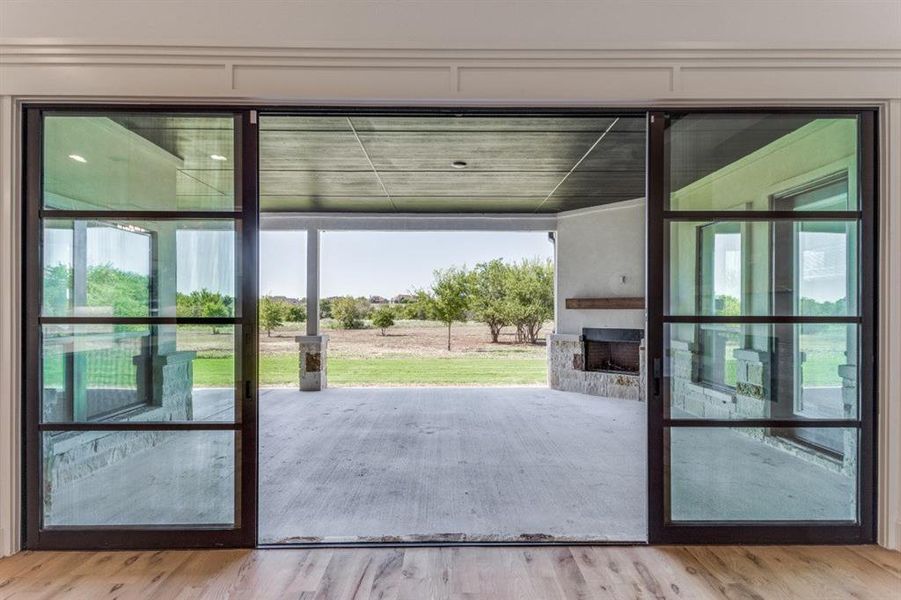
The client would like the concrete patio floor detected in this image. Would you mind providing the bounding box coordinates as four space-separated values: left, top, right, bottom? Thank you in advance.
258 387 648 544
44 386 856 541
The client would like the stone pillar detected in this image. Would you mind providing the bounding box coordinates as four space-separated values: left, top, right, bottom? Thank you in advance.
669 339 699 414
297 335 328 391
733 348 770 418
838 363 858 476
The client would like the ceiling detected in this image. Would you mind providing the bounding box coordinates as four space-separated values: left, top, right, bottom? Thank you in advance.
52 113 824 215
258 115 647 214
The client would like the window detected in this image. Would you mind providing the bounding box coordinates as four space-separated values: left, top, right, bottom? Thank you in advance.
696 222 742 389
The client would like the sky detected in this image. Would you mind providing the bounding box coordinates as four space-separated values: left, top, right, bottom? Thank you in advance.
261 231 554 298
44 226 846 302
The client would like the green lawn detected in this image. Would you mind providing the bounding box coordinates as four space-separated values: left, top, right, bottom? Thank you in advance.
193 354 547 387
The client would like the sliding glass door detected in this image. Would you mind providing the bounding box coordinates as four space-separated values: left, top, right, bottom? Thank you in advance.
647 110 876 543
24 108 258 548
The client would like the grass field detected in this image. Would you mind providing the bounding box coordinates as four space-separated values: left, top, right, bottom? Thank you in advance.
42 321 849 389
192 355 546 387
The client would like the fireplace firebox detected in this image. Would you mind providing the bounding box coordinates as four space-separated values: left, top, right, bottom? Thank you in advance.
581 328 642 375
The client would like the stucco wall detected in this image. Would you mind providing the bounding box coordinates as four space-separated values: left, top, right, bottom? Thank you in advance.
555 200 646 336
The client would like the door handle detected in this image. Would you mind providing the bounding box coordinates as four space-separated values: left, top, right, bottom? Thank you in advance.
653 358 662 398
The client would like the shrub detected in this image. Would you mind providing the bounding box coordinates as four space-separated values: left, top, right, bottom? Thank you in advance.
371 305 396 335
332 296 368 329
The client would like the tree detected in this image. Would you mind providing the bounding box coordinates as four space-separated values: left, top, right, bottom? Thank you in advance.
259 295 286 337
470 259 512 343
177 288 234 333
285 303 307 323
319 297 333 319
42 264 73 316
422 266 471 351
332 296 367 329
371 305 396 336
200 294 230 334
401 293 431 320
505 258 554 344
87 263 151 317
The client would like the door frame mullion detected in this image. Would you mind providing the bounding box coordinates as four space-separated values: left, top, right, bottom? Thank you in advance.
646 108 878 544
21 106 260 550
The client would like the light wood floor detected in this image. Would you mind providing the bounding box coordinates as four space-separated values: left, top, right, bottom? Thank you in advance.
0 545 898 599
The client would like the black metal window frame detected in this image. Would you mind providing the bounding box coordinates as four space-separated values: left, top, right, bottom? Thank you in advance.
646 108 877 544
22 106 259 550
19 103 878 550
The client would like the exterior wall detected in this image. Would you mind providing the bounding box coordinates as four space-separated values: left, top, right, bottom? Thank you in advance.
551 200 646 400
0 0 899 556
555 201 646 335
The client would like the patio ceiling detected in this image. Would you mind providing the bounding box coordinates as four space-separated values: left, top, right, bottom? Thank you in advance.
258 116 648 214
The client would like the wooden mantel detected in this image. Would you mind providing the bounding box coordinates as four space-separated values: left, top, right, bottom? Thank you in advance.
565 297 645 310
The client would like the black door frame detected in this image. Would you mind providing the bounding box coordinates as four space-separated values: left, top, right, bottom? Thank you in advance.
22 105 259 549
645 108 878 544
20 104 878 549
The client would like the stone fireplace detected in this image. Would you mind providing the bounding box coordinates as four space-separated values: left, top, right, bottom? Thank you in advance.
581 327 642 375
549 328 645 401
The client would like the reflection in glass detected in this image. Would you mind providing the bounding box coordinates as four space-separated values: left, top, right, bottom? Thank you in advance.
669 427 857 522
43 113 236 211
666 324 858 421
665 114 858 211
667 220 857 316
42 325 237 423
42 219 237 318
43 430 235 526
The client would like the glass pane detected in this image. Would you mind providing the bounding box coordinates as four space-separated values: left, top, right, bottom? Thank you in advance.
666 220 857 316
666 114 858 211
666 323 858 420
43 113 236 211
669 427 857 522
42 219 238 318
42 324 237 423
42 430 235 526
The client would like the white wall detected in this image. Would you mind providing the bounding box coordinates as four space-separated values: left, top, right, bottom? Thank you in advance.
555 200 645 335
2 1 900 49
1 0 900 557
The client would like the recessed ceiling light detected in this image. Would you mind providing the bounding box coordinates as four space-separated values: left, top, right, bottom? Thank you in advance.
68 154 87 163
210 154 228 161
451 160 468 169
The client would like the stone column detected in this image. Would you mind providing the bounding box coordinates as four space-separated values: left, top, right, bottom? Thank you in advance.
838 363 858 476
297 335 328 391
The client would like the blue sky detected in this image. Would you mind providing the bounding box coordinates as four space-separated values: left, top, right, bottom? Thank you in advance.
261 231 554 298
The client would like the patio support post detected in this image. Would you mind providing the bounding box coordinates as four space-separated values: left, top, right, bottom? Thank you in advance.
297 227 327 391
306 227 320 336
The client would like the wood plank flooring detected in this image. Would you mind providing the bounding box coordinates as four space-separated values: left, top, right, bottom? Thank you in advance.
1 545 898 599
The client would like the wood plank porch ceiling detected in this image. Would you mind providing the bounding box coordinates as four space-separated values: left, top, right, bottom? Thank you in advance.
258 115 648 214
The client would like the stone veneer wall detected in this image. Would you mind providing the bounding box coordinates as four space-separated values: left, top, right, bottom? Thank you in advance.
548 334 645 401
669 339 857 476
43 348 198 512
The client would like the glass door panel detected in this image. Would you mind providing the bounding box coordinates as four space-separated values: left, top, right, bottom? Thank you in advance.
25 108 257 549
647 110 875 544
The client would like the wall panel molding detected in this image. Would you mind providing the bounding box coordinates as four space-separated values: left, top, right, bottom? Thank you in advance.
0 39 900 555
2 44 899 101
